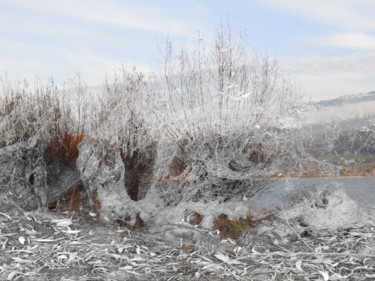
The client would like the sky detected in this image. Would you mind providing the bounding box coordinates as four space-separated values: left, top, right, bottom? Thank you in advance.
1 0 375 101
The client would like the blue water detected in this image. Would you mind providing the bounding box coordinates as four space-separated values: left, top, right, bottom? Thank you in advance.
253 177 375 210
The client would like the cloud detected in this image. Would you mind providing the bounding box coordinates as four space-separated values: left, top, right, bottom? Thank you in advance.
279 53 375 100
0 0 196 85
256 0 375 52
281 53 375 74
265 0 375 98
321 32 375 50
263 0 375 31
0 37 129 86
2 0 194 36
4 0 374 101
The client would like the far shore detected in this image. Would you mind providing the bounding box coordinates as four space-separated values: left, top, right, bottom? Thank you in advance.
276 175 373 180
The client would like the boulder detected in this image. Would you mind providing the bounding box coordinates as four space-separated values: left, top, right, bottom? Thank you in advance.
0 136 82 212
77 141 139 224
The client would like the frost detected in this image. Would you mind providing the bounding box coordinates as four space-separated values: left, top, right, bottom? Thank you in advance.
282 183 370 231
139 191 253 235
319 270 329 281
18 236 25 245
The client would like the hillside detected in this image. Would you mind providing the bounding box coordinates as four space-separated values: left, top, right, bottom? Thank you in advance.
313 91 375 107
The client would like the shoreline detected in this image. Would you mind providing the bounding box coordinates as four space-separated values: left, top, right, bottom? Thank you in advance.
276 175 373 180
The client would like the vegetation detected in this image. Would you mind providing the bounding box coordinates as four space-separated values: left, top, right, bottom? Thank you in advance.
1 24 374 281
304 117 375 176
152 24 305 184
0 25 307 206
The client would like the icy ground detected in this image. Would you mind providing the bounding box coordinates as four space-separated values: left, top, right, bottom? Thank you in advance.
1 179 375 280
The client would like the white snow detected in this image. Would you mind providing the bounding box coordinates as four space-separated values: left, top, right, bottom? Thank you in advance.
284 187 370 231
139 187 253 233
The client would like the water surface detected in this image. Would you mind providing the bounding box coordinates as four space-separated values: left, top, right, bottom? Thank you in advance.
253 177 375 210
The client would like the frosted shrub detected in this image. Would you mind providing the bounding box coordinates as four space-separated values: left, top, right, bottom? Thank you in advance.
0 24 309 207
150 24 306 199
0 79 74 147
86 66 157 201
94 66 154 152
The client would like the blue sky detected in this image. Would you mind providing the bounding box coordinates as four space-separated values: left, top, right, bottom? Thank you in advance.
1 0 375 100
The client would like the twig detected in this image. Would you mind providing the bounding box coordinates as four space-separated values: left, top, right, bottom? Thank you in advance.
281 204 313 251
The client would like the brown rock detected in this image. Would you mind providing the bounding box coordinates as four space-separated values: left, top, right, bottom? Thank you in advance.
186 211 203 226
213 214 253 239
115 213 144 231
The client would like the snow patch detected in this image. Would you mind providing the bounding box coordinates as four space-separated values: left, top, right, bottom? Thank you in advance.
284 186 367 231
139 186 253 234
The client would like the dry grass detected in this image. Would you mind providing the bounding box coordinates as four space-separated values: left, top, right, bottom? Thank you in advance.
46 133 86 166
1 211 375 280
0 92 74 148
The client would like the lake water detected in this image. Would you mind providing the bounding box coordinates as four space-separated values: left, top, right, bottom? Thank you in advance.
254 177 375 210
250 177 375 230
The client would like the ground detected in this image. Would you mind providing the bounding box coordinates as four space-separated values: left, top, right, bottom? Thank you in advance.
1 205 375 281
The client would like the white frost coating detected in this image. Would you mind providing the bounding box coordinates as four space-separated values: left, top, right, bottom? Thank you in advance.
284 187 368 231
138 187 253 233
77 139 253 230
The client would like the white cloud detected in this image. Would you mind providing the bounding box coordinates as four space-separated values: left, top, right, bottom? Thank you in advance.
0 38 130 86
258 0 375 52
2 0 193 36
322 32 375 50
279 54 375 100
0 0 189 85
284 0 375 96
3 0 374 101
264 0 375 31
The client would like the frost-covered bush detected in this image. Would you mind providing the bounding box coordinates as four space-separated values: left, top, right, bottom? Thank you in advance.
0 79 75 148
82 66 157 201
149 24 306 199
0 24 310 209
93 66 154 153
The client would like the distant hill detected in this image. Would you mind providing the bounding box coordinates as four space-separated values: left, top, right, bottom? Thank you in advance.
305 91 375 124
313 91 375 107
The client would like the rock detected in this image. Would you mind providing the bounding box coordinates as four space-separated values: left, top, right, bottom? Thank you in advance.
213 214 253 239
115 213 145 231
0 136 82 212
44 133 85 207
186 211 203 226
0 138 47 211
77 140 138 223
46 162 81 206
28 165 48 209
